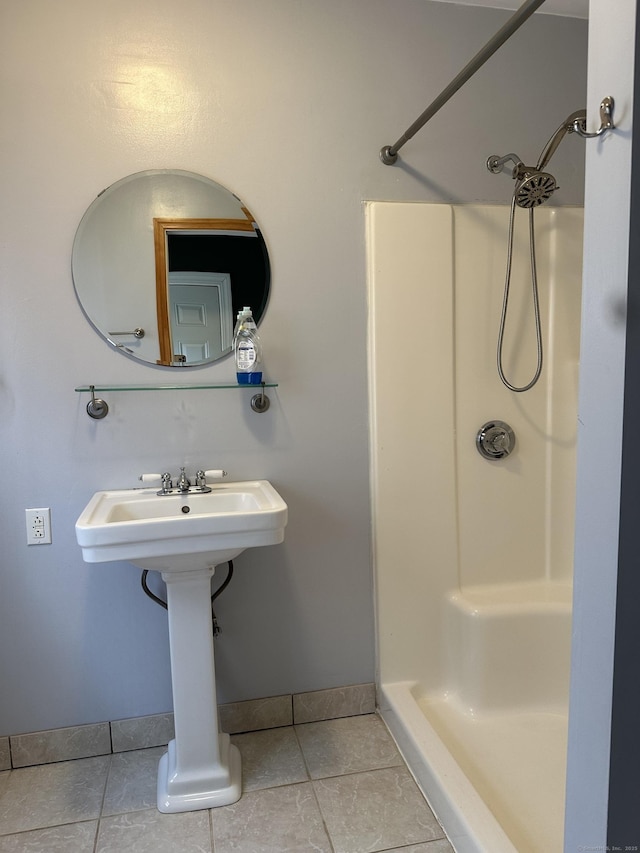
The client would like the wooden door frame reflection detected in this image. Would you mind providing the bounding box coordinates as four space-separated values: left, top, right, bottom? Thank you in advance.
153 217 255 365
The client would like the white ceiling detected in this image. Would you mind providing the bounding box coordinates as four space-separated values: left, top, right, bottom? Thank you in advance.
430 0 588 19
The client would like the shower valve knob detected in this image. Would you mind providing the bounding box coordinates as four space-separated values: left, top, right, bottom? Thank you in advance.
476 421 516 460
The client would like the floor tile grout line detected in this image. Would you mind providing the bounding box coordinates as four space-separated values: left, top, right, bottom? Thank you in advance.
91 816 100 853
306 778 337 853
291 718 346 853
208 808 215 853
286 725 338 847
92 751 113 853
0 818 101 842
292 721 313 782
97 753 113 819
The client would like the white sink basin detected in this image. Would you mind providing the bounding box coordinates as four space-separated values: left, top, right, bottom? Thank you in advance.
75 479 288 571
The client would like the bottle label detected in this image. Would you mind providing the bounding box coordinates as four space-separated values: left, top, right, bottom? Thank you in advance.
236 340 256 370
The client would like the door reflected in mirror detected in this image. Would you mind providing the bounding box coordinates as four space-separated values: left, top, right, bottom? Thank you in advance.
166 270 232 365
72 171 270 367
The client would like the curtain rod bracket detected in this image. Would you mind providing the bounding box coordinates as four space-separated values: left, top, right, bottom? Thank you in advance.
380 145 399 165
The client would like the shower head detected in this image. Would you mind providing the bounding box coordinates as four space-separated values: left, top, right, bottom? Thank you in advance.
486 155 559 208
513 170 558 208
487 107 586 208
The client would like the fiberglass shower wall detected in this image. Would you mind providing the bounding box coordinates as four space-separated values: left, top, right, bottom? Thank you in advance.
368 201 583 692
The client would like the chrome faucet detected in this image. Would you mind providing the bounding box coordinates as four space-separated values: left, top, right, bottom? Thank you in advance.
141 468 228 496
177 467 191 492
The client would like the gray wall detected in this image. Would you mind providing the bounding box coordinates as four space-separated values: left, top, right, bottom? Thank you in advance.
0 0 587 736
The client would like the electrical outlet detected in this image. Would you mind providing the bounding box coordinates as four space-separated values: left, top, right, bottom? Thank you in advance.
26 508 51 545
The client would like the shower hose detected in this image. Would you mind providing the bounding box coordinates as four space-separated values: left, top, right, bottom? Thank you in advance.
497 191 543 393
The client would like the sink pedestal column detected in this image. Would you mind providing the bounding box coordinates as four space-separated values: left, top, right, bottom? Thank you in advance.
157 566 241 813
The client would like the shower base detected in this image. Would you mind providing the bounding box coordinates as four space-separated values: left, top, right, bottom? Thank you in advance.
380 683 567 852
378 582 572 852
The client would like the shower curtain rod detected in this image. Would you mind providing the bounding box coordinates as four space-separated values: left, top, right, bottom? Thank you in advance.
380 0 547 165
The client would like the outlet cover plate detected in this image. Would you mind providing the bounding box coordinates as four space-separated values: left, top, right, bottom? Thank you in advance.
26 507 52 545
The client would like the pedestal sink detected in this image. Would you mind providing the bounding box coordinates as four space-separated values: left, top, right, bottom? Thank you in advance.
75 479 287 813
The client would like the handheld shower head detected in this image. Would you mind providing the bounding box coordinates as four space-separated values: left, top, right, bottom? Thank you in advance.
535 109 586 171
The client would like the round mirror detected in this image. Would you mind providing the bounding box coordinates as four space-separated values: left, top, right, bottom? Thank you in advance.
72 170 270 367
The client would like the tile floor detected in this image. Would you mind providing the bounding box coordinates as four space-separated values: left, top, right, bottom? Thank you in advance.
0 713 454 853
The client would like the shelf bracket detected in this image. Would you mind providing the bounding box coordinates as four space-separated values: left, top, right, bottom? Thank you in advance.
250 383 270 413
86 385 109 420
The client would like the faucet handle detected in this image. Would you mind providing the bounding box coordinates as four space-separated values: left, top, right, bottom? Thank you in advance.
203 469 228 482
139 473 162 484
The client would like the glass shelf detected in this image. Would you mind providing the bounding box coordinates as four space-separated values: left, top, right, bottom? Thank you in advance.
76 382 277 417
75 382 277 392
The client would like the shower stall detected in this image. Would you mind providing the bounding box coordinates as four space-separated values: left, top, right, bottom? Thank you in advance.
367 199 583 852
